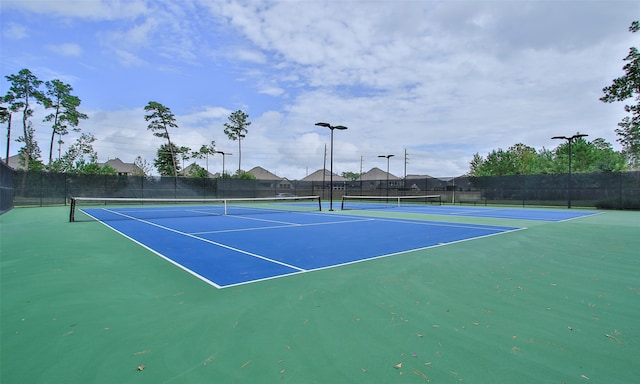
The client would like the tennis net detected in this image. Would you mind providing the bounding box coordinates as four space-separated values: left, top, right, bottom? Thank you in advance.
70 195 322 222
341 195 442 210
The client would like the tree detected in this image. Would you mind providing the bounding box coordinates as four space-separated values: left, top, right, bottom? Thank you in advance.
187 163 209 178
3 69 48 170
600 20 640 167
193 141 216 173
590 138 628 172
44 79 88 170
0 107 11 161
341 171 361 180
52 132 113 174
232 169 256 179
145 101 179 177
469 153 488 176
554 137 627 173
16 121 43 170
154 143 181 176
177 146 191 175
133 156 153 177
508 143 538 174
223 110 250 173
469 138 628 176
477 148 519 176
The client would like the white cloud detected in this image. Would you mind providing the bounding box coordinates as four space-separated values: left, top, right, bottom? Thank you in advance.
3 22 28 39
46 43 83 57
1 0 149 20
4 1 638 179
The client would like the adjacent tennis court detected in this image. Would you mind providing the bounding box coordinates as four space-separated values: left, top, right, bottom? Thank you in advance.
340 195 600 221
79 200 522 288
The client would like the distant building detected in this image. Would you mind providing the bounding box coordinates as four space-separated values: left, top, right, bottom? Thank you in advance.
247 166 293 190
357 167 399 181
356 167 400 191
6 155 24 170
300 169 347 193
300 169 347 183
405 174 449 191
182 162 216 178
100 158 143 176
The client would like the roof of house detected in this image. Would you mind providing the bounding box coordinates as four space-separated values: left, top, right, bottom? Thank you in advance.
300 169 347 182
247 166 282 180
182 162 216 178
358 167 399 181
101 158 142 174
7 154 24 170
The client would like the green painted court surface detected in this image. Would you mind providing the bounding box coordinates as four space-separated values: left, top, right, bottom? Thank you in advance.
1 206 639 383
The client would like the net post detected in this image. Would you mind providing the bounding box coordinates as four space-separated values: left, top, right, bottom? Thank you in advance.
340 195 345 210
224 199 228 215
69 197 76 222
317 196 322 211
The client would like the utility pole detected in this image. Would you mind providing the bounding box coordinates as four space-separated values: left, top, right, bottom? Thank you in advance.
322 144 327 200
404 149 409 195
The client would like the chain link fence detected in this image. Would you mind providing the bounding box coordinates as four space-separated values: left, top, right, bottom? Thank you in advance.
7 170 640 210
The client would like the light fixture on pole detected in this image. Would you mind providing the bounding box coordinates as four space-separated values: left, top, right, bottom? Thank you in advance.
378 154 395 197
316 122 348 211
215 151 232 178
551 133 588 208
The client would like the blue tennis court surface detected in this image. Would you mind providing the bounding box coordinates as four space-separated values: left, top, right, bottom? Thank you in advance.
82 207 522 288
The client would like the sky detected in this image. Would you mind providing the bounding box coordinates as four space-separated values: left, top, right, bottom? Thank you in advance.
1 0 638 179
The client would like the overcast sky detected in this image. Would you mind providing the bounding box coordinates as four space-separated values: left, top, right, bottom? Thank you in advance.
1 0 638 179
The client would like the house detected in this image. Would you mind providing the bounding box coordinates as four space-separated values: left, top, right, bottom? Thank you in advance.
6 155 24 170
300 169 347 183
182 162 216 178
300 169 347 194
356 167 400 191
101 158 143 176
247 166 293 190
248 166 280 180
357 167 399 181
405 174 448 192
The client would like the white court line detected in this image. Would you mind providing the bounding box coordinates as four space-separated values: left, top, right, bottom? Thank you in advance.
191 216 376 235
80 209 224 289
557 211 605 222
94 208 307 272
372 217 519 232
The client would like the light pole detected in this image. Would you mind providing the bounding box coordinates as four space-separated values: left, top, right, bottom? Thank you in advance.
378 154 395 197
316 122 348 210
552 133 588 208
216 151 232 178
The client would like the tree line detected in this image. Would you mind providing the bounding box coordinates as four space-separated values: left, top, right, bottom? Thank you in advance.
1 69 253 178
468 139 627 177
470 20 639 176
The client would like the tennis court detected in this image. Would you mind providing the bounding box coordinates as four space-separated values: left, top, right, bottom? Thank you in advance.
340 195 601 221
1 202 638 384
78 200 522 288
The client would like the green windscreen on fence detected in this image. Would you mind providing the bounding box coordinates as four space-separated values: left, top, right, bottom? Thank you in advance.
9 170 640 209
